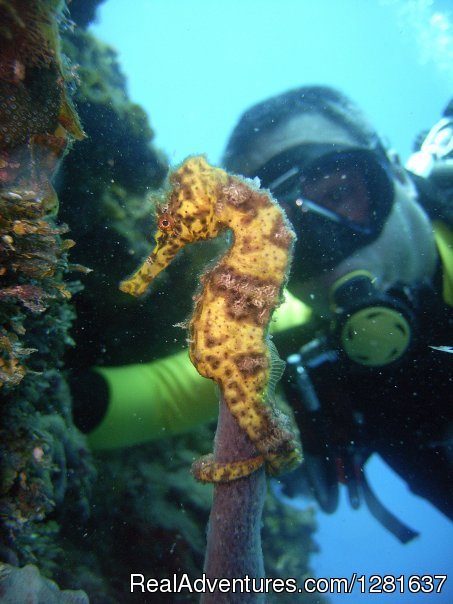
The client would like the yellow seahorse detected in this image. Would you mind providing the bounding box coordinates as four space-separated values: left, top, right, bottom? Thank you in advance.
120 156 302 482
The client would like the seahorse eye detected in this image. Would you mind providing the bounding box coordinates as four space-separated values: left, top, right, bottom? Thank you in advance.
158 213 174 232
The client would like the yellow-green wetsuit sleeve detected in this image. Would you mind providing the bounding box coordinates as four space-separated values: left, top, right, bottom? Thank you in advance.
433 220 453 306
272 289 312 332
87 350 218 450
87 291 312 450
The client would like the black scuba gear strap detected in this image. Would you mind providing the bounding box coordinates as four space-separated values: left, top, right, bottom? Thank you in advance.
361 472 420 544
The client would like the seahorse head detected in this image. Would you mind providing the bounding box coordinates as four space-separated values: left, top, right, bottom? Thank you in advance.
161 155 228 240
120 156 228 296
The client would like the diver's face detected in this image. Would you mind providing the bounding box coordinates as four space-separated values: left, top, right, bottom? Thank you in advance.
247 114 437 316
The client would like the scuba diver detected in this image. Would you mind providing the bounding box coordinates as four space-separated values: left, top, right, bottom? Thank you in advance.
71 86 453 543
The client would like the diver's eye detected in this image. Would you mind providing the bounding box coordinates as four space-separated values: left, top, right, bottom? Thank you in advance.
158 213 174 231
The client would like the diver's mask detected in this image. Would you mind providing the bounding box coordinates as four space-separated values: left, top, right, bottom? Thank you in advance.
329 270 416 367
256 144 395 280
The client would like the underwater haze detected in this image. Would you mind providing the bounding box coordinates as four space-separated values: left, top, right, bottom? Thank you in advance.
91 1 453 603
91 0 452 165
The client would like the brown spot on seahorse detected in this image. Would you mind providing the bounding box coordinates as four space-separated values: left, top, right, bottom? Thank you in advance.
210 266 280 325
268 214 296 249
234 352 269 375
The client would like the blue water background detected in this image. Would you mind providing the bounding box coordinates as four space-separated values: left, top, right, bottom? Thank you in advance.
90 1 453 601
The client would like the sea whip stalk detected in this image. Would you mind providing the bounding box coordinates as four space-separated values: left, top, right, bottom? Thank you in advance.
201 398 266 603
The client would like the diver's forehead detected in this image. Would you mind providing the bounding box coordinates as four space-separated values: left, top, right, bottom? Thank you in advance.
246 113 358 173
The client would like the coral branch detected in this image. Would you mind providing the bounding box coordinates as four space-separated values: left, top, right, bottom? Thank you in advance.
201 397 266 604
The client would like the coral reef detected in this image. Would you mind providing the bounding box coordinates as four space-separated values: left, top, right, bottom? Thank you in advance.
0 0 84 387
0 0 93 594
0 563 89 603
263 496 319 603
66 0 107 28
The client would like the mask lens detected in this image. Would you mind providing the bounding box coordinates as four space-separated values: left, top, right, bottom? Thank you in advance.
300 153 375 229
262 147 394 237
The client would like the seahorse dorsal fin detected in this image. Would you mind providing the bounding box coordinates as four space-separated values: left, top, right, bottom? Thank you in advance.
267 337 286 402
